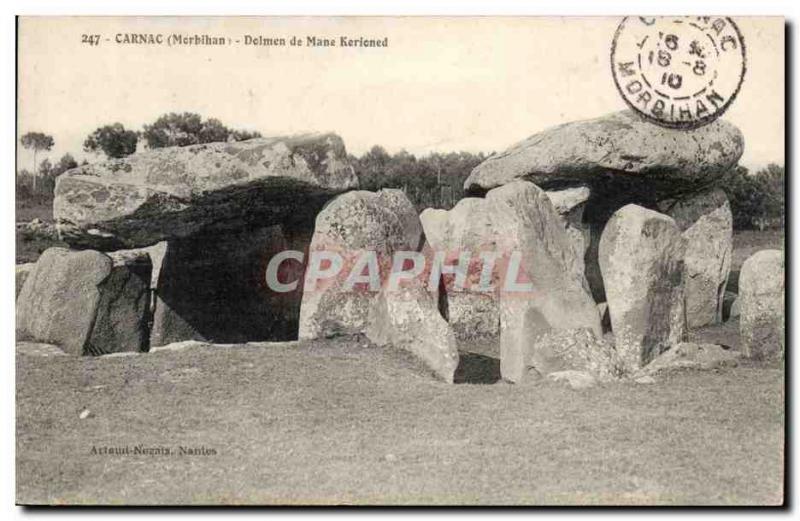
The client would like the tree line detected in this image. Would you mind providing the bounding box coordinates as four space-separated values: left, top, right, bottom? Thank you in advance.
17 112 262 200
718 163 785 230
17 112 785 229
350 145 489 211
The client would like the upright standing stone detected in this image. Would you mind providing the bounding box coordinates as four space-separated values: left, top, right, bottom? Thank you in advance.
16 247 151 355
419 181 600 365
90 250 153 355
15 263 34 300
488 181 601 383
420 199 501 340
664 189 733 328
299 189 422 339
724 292 741 321
599 205 686 371
419 208 449 248
367 275 459 383
739 250 784 360
546 186 591 278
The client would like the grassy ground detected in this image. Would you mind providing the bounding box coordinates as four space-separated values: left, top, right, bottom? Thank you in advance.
16 198 53 223
16 328 784 506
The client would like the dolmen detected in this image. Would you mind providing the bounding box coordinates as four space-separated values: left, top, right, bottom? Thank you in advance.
454 109 749 378
17 110 785 385
18 134 358 353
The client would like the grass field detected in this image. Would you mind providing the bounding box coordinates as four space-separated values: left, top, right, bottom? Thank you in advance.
16 327 784 506
15 194 54 223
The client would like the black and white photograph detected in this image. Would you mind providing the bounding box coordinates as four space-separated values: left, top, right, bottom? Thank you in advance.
10 9 787 507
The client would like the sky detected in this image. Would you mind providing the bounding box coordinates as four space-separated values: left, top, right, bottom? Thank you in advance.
17 16 784 172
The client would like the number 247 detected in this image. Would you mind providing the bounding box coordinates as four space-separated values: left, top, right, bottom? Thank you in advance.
81 34 100 46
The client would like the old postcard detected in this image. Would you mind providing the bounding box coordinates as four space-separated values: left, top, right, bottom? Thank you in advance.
15 16 785 505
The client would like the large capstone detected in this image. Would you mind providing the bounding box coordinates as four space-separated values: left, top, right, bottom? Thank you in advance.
663 189 733 328
298 189 423 339
599 205 687 371
16 247 151 355
464 110 743 198
738 250 784 361
54 134 358 250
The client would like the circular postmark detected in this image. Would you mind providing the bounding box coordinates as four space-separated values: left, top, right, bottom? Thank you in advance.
611 16 746 129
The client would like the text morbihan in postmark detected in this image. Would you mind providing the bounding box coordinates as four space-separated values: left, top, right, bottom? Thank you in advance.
611 16 746 129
